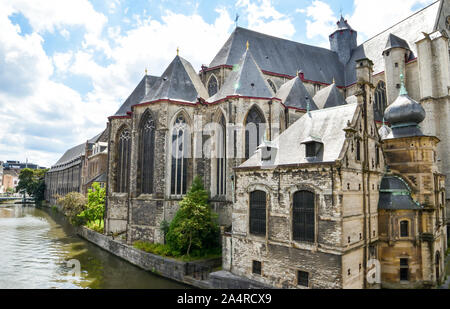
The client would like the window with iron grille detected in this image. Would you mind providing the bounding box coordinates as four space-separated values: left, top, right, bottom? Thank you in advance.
293 191 315 242
252 260 262 275
249 191 266 236
245 107 265 159
400 220 409 237
216 115 226 196
139 112 156 194
171 115 189 195
400 258 409 281
297 271 309 287
116 128 131 193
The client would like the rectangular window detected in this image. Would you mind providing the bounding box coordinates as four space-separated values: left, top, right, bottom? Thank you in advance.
400 258 409 281
400 221 409 237
297 271 309 287
249 191 267 236
252 260 262 275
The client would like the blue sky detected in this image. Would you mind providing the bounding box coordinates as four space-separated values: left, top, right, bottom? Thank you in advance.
0 0 435 167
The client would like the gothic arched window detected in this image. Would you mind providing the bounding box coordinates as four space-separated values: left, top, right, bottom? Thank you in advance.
216 114 226 196
171 114 189 195
139 112 156 194
249 190 266 236
245 107 265 159
267 79 277 93
116 128 131 193
208 75 218 97
293 191 315 242
374 81 387 119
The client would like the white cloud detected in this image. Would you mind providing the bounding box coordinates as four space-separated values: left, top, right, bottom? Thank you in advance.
236 0 296 39
300 1 337 46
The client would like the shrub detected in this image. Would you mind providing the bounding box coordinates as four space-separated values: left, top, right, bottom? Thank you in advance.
57 192 87 225
166 176 220 256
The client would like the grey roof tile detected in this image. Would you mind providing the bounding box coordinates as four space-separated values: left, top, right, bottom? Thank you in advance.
114 75 159 116
313 83 347 109
209 27 345 86
141 56 208 104
208 49 274 102
239 103 359 168
384 33 411 52
275 76 318 110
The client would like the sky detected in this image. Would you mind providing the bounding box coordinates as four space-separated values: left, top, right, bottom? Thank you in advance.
0 0 436 168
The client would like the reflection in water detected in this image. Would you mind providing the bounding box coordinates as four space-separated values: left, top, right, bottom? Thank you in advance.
0 204 189 289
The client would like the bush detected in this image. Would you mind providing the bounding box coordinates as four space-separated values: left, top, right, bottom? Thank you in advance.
165 176 220 256
57 192 87 225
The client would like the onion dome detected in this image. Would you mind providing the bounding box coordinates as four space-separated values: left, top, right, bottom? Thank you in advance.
383 74 425 138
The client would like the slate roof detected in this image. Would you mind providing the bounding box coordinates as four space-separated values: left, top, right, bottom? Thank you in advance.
345 1 440 85
313 83 347 109
275 76 318 110
208 49 274 102
239 103 359 168
114 75 159 116
333 16 354 32
141 56 208 104
49 143 85 172
378 175 421 210
209 2 440 88
384 33 411 52
209 27 345 86
87 173 107 184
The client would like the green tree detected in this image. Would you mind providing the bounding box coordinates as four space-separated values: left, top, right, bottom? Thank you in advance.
166 176 219 256
17 168 48 205
77 182 105 228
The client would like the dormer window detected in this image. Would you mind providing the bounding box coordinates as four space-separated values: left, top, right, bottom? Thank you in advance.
301 139 322 159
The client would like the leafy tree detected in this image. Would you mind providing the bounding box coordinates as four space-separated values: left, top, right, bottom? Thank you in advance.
77 182 106 229
166 176 219 256
17 168 48 205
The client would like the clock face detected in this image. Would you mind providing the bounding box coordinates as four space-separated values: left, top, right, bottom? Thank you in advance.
446 15 450 31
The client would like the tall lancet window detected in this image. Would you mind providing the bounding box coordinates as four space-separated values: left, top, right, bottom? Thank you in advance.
267 79 277 93
293 191 315 242
216 115 226 196
116 128 131 193
374 81 387 117
245 107 265 160
171 114 189 195
139 112 156 194
208 75 218 97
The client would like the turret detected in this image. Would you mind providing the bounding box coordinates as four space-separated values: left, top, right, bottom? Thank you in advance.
329 16 357 65
382 33 412 105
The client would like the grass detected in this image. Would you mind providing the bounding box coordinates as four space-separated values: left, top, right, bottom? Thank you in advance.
133 240 221 262
85 220 104 233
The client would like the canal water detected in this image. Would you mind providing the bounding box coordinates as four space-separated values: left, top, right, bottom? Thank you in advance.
0 203 188 289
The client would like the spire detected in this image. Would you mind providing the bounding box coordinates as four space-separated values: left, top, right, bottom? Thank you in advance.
177 47 179 56
145 68 148 76
399 73 408 96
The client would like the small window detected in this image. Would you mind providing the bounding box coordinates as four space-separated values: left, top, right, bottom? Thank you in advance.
356 140 361 161
395 62 399 67
249 191 267 236
400 220 409 237
400 258 409 281
252 260 262 275
297 271 309 287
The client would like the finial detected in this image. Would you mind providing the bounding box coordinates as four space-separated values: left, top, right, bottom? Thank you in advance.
177 47 179 56
332 77 335 84
145 68 148 76
246 40 249 51
399 73 408 95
